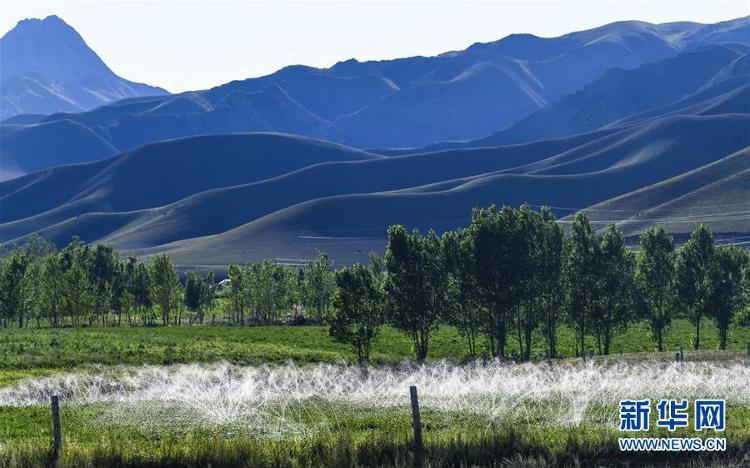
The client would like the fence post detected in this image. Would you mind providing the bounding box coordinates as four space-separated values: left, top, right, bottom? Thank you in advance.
51 395 61 451
746 343 749 361
409 385 423 468
675 352 680 362
679 346 684 362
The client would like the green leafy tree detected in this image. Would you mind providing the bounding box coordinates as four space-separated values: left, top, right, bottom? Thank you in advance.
149 254 181 326
516 205 556 361
635 226 676 351
184 271 215 324
303 253 335 323
537 208 565 358
442 228 482 357
125 258 153 325
247 261 291 323
470 206 524 358
119 290 136 327
564 213 600 357
593 224 634 355
271 264 295 322
0 251 30 328
330 263 385 366
21 235 56 260
227 264 250 324
385 226 449 362
64 256 95 326
89 244 124 325
39 254 65 326
708 245 748 350
676 224 714 350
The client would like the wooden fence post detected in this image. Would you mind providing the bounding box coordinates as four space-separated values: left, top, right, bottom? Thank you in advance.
679 346 684 362
409 386 423 468
51 395 61 450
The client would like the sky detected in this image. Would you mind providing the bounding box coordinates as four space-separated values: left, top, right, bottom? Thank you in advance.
1 1 748 93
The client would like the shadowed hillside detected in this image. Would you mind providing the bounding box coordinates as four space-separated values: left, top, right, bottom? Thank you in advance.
138 115 748 266
0 133 381 227
0 130 605 247
570 148 750 239
4 112 745 266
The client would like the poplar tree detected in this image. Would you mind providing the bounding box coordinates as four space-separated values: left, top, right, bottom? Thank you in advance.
594 224 634 355
149 254 180 326
538 208 565 359
470 206 523 358
330 263 385 366
303 253 335 323
564 213 600 357
0 252 30 328
708 245 748 350
442 228 481 357
676 224 714 350
385 226 449 362
635 226 676 351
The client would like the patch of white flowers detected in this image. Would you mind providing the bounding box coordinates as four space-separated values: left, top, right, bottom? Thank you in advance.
2 360 748 432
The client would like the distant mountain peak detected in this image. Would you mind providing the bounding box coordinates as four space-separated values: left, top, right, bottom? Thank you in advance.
0 15 167 119
13 14 68 28
1 15 111 82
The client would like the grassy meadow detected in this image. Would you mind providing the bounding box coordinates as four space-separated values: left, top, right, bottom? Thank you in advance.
2 319 750 382
1 321 750 467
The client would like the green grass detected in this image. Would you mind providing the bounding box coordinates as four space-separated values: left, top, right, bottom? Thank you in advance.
1 401 749 467
1 320 749 386
1 321 749 466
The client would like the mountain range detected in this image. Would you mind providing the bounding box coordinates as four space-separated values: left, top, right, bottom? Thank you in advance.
0 15 748 267
2 16 749 180
0 16 166 123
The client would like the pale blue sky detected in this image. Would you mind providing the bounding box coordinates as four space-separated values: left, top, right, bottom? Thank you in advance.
1 1 748 93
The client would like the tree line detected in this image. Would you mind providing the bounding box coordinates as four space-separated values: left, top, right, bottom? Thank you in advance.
1 206 748 364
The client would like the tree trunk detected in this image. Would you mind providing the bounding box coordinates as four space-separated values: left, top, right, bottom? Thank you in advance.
657 328 664 352
498 317 506 358
694 315 701 350
547 307 557 359
524 328 532 362
579 319 586 359
516 306 523 359
604 331 611 355
719 324 728 351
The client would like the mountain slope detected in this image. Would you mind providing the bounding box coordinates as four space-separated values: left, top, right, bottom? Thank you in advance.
5 113 746 265
4 16 748 178
0 131 607 245
0 119 119 178
466 46 747 147
389 45 749 154
150 115 748 267
0 15 166 120
572 147 750 239
0 133 381 227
